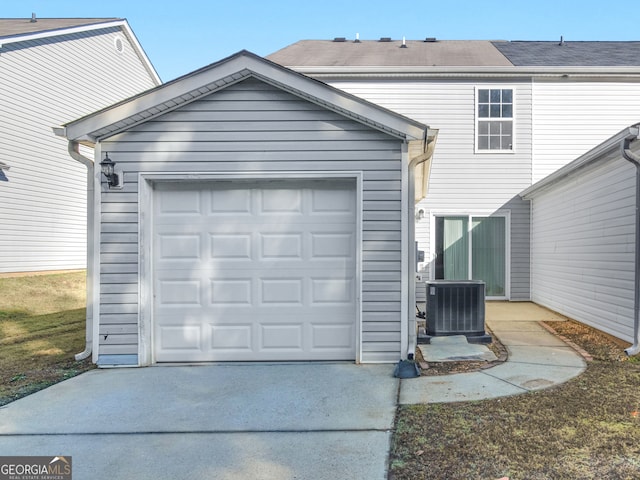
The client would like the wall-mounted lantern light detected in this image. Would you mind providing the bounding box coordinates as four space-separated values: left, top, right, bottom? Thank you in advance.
415 208 425 221
99 153 120 188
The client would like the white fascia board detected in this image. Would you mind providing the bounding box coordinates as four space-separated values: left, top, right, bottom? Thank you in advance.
521 124 640 199
65 52 428 143
0 19 126 46
118 20 161 85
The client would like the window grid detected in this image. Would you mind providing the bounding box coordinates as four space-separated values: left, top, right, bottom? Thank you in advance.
477 88 514 151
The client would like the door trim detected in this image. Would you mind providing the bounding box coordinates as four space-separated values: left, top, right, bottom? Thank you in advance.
138 171 363 366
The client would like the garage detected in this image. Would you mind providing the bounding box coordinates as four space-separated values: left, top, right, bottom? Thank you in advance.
152 179 357 362
60 51 431 366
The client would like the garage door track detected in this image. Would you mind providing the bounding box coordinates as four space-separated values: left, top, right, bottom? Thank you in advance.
0 363 398 479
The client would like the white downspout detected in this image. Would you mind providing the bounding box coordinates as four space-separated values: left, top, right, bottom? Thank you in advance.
401 143 410 360
406 130 438 360
67 141 95 361
621 125 640 356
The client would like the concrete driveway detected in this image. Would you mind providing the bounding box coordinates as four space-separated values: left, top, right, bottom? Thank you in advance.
0 364 399 479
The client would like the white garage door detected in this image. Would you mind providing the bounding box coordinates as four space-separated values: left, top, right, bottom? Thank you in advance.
152 179 357 362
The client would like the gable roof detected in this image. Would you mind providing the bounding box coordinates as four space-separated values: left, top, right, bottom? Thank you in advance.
268 39 640 76
60 50 429 145
0 17 161 85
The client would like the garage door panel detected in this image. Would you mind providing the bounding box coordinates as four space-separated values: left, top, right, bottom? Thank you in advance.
210 278 253 305
211 188 252 214
158 280 201 305
156 324 201 351
210 324 253 350
157 188 202 214
260 277 304 305
211 234 252 259
260 233 303 259
158 234 201 259
260 324 304 350
260 188 303 213
311 324 354 348
153 181 357 362
311 277 354 304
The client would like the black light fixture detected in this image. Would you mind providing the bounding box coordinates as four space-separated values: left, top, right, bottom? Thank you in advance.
100 152 119 188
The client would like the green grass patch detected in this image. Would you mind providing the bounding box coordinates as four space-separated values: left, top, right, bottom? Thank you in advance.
0 272 94 406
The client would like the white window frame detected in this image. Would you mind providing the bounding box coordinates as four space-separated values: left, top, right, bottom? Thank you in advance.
429 210 511 300
475 86 516 153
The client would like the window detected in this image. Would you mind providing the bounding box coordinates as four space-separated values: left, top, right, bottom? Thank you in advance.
476 88 513 151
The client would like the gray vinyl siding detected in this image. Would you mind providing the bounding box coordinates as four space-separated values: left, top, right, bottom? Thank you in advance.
98 78 407 363
0 27 157 273
532 81 640 182
528 153 635 342
328 79 533 299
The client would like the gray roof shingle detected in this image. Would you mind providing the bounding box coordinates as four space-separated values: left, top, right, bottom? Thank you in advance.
492 41 640 66
268 39 640 69
268 39 513 67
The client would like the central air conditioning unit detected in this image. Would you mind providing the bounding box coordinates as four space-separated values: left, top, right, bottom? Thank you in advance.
418 280 491 344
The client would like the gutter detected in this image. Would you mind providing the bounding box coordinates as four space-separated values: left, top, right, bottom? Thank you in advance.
65 138 95 361
291 65 640 80
621 126 640 356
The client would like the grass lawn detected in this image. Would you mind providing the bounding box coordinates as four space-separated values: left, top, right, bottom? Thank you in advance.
390 321 640 480
0 271 95 406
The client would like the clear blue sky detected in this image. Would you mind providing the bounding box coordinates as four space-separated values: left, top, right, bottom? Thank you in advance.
3 0 639 81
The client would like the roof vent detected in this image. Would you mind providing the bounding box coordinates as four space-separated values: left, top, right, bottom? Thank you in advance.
354 32 360 43
424 37 437 42
559 35 565 46
379 37 392 42
30 12 37 23
400 37 407 48
333 37 346 42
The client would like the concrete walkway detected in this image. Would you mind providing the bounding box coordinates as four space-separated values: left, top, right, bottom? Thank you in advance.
0 302 587 479
400 302 587 404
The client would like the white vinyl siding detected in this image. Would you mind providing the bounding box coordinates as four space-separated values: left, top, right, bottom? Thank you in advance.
0 27 157 273
98 78 407 363
329 79 532 299
532 81 640 182
528 153 635 342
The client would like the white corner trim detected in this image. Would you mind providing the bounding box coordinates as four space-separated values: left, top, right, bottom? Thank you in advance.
92 144 103 364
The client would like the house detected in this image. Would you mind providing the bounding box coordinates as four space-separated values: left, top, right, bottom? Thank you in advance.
0 16 160 273
58 51 435 366
268 39 640 344
521 124 640 351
